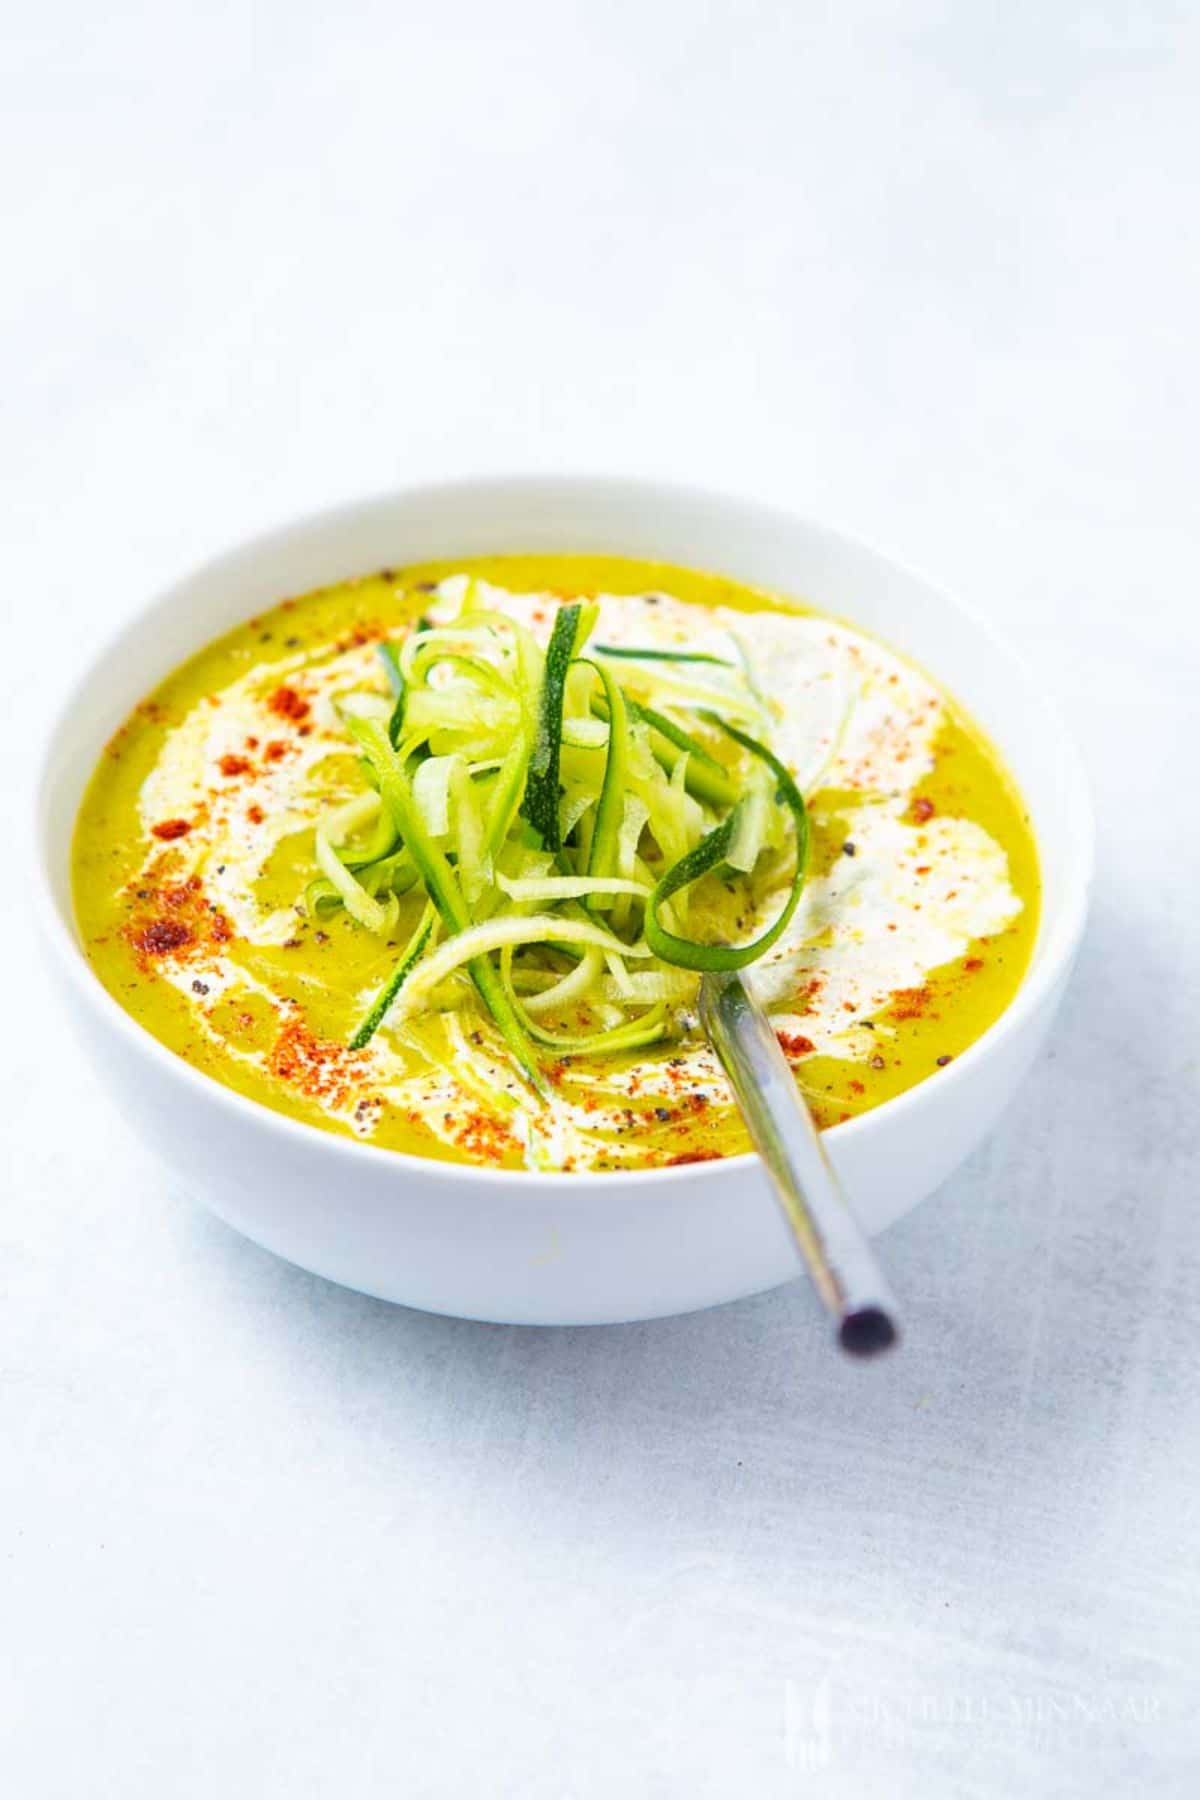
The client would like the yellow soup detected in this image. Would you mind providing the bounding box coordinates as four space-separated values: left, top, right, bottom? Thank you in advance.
73 555 1039 1171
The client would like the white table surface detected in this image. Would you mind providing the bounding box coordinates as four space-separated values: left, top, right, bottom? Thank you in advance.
5 4 1199 1794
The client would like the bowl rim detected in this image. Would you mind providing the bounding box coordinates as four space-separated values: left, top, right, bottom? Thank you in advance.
34 472 1095 1192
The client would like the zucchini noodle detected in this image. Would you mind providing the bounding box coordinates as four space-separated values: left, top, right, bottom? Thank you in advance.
303 585 810 1094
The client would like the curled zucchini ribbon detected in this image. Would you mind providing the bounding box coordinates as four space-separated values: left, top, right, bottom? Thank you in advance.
304 587 811 1093
643 717 809 972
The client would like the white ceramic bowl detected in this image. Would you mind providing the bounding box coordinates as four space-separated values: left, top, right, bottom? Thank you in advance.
36 478 1092 1324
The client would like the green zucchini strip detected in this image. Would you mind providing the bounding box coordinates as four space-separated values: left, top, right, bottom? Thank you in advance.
313 832 399 936
313 795 400 937
378 641 407 747
643 718 809 972
350 904 437 1049
484 621 542 859
513 997 669 1056
522 602 588 851
350 849 419 894
344 714 545 1093
579 658 628 911
595 644 734 666
387 913 652 1023
342 785 401 869
512 945 606 1016
406 647 513 700
497 874 651 904
303 875 345 920
592 693 738 809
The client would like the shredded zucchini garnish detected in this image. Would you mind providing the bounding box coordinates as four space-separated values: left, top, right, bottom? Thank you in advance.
305 587 809 1093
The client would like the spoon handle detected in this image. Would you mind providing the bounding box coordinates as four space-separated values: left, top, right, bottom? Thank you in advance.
699 970 900 1358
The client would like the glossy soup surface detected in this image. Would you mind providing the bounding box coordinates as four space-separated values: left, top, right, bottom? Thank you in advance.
73 555 1040 1171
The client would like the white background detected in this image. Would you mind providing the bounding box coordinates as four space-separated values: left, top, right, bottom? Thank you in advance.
4 3 1199 1795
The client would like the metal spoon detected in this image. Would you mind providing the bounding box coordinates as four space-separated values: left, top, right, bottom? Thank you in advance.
699 969 900 1358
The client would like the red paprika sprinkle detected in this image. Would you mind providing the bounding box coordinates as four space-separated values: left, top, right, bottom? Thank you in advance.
134 919 193 955
268 685 310 723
